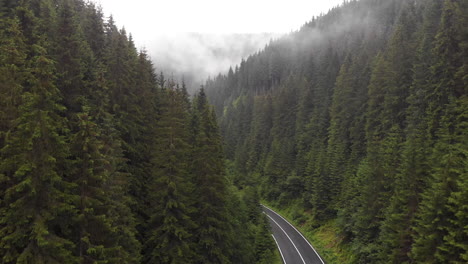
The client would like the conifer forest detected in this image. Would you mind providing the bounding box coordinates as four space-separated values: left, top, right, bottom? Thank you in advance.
0 0 467 263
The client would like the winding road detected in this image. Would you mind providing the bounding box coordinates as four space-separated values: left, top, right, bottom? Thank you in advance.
262 205 325 264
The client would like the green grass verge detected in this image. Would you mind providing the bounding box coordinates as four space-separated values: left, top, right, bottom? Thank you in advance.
272 249 283 264
262 201 355 264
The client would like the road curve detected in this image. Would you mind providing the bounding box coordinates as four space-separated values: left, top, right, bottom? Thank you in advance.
262 205 325 264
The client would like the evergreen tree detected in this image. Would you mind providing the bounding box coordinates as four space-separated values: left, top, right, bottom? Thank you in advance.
0 16 27 154
143 89 197 263
377 1 443 261
191 89 234 264
412 99 467 263
1 0 466 263
54 0 89 113
202 0 467 263
0 42 78 264
254 214 276 264
225 189 256 264
71 110 112 263
89 63 142 263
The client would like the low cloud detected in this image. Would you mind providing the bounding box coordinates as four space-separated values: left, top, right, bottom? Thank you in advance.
145 32 282 92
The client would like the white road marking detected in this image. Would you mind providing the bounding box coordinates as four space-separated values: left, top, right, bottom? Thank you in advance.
271 234 288 264
263 205 325 264
266 214 307 264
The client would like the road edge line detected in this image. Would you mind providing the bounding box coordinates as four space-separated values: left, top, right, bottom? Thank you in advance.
266 214 307 264
271 234 288 264
262 205 326 264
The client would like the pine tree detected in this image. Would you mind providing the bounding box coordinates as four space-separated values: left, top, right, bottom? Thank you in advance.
191 89 234 264
254 214 276 264
411 2 466 260
332 50 372 242
443 116 468 262
71 110 112 263
88 63 142 263
0 12 29 263
377 1 443 262
81 2 105 59
0 41 78 264
425 0 464 139
439 97 467 264
303 47 341 221
225 189 256 264
54 0 89 113
245 95 273 174
293 78 313 178
143 89 197 264
0 16 27 154
71 107 140 263
411 99 467 263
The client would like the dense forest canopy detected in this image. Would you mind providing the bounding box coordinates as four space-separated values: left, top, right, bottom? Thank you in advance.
0 0 467 263
206 0 467 263
0 0 275 263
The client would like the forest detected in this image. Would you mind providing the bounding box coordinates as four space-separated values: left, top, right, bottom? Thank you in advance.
205 0 467 263
0 0 467 263
0 0 276 263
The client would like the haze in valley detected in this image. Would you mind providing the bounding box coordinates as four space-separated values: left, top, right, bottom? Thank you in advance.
92 0 343 91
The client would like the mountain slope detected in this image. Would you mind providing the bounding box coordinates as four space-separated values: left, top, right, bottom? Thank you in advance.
0 1 275 263
205 0 468 262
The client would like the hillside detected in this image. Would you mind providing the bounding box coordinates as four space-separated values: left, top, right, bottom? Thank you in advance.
0 0 275 263
205 0 468 262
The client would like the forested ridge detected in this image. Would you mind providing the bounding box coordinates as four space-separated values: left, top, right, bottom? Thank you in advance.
0 0 276 263
206 0 467 263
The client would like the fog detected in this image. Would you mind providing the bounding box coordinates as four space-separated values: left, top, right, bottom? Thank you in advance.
146 33 281 91
91 0 344 92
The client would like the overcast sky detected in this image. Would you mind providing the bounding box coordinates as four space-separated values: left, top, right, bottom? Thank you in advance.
92 0 343 47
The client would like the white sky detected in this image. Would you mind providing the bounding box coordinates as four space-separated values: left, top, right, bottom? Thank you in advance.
92 0 344 47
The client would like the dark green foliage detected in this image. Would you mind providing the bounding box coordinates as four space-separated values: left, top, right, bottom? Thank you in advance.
254 214 277 264
225 188 256 264
143 88 197 264
376 2 443 262
190 89 234 263
410 2 468 262
412 98 467 263
1 0 260 263
0 41 77 264
2 0 466 263
0 16 27 152
205 0 467 263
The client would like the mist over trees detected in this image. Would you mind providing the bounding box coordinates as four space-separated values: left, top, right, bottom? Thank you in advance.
148 33 281 93
0 0 274 263
206 0 467 263
1 0 466 263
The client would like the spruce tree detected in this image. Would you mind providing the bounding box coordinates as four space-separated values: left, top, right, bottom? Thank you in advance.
191 89 234 264
377 2 443 262
88 63 142 263
0 41 78 264
254 214 276 264
412 99 467 263
411 2 466 260
71 110 112 263
143 88 197 264
54 0 89 113
440 97 467 264
303 48 341 221
0 16 27 154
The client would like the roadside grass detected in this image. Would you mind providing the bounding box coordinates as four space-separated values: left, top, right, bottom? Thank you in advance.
273 249 283 264
261 201 355 264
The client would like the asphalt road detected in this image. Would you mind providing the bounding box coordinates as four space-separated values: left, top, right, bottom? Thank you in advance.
262 205 325 264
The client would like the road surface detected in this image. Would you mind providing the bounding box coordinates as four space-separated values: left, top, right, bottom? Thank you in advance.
262 205 325 264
